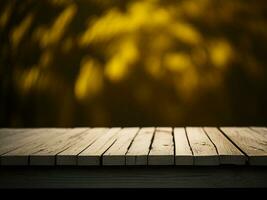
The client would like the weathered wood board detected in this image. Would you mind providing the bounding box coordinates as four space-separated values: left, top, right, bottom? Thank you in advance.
186 127 219 165
220 127 267 165
148 127 174 165
126 127 155 165
0 127 266 166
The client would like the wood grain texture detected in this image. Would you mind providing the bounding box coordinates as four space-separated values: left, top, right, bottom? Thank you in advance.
0 128 68 165
1 127 266 167
220 127 267 165
186 127 219 166
78 128 121 166
102 128 139 165
0 129 29 140
0 129 42 149
1 129 69 165
126 127 155 165
30 128 89 166
204 127 246 165
250 127 267 137
174 128 193 165
57 128 107 165
0 129 55 156
148 127 174 165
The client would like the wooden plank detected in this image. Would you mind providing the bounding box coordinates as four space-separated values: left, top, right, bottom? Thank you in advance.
0 128 61 147
1 129 69 165
0 128 47 146
148 127 174 165
0 128 66 156
0 128 28 135
220 127 267 165
250 127 267 137
30 128 89 165
204 127 246 165
78 128 121 166
1 127 265 167
0 129 29 140
126 127 155 165
57 128 108 165
0 129 38 146
174 128 193 165
103 128 139 165
186 127 219 166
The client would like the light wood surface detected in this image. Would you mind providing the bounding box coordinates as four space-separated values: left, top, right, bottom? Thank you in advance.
30 128 89 165
126 127 155 165
250 127 267 137
174 128 193 165
78 128 121 165
1 129 69 165
0 129 30 140
57 128 107 165
103 128 139 165
0 128 59 156
220 127 267 165
0 127 266 166
204 127 246 165
148 127 174 165
186 127 219 165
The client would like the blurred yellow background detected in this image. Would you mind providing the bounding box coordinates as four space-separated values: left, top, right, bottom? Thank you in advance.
0 0 267 127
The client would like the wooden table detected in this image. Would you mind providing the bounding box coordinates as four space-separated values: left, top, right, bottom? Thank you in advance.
0 127 267 188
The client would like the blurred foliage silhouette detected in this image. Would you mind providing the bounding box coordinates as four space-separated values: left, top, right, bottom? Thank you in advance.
0 0 267 127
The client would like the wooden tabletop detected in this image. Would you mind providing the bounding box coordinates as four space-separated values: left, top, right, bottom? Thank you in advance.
0 127 267 166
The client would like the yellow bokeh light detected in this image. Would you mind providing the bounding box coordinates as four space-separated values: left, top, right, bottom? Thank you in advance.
164 52 192 73
39 51 53 68
16 67 40 93
11 13 34 48
145 56 162 79
40 4 77 48
1 0 266 126
105 38 139 82
175 69 199 100
170 22 202 45
79 8 128 46
79 1 171 47
209 39 233 68
75 57 103 101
